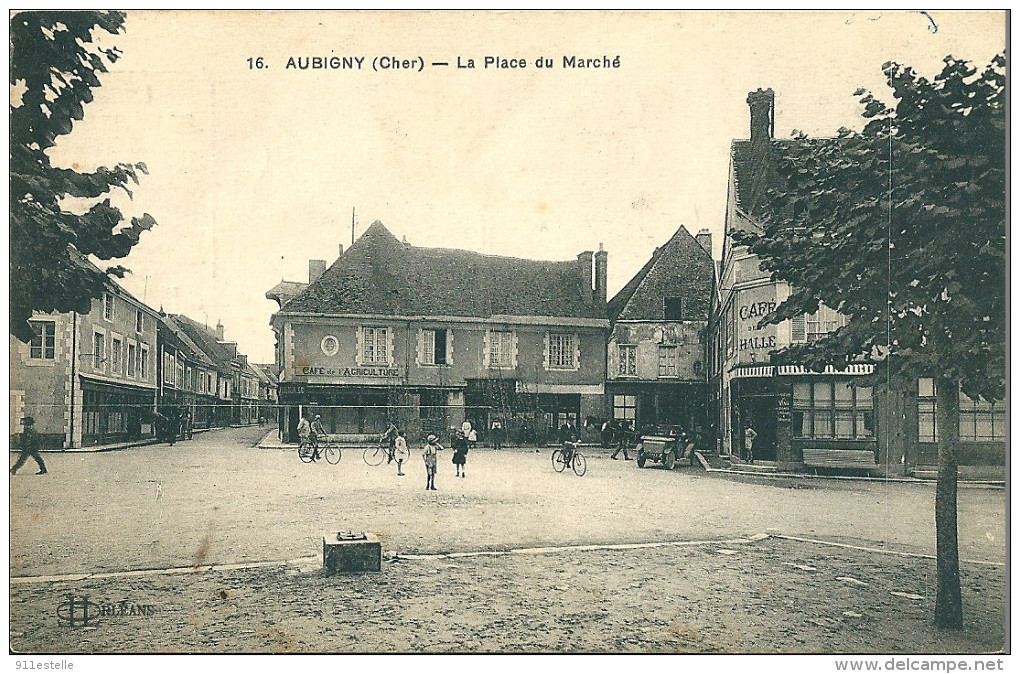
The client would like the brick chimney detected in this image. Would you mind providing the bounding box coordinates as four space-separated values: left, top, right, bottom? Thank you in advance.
594 244 608 305
216 320 225 341
309 259 327 283
577 250 594 300
696 229 712 257
747 88 775 142
337 244 344 258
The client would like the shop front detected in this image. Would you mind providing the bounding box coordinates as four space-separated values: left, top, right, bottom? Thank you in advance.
728 364 879 470
606 380 707 435
79 377 156 447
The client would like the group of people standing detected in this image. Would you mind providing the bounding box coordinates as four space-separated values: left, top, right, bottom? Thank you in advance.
296 413 327 454
422 419 477 489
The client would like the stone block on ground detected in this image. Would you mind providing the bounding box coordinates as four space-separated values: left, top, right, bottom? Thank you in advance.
323 531 381 575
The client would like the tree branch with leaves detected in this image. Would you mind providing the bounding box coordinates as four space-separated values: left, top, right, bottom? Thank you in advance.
734 53 1005 628
10 10 156 342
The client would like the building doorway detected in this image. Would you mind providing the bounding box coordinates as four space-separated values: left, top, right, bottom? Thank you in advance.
732 386 778 462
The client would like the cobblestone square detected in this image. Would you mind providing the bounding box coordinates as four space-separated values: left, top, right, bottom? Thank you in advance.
9 427 1006 653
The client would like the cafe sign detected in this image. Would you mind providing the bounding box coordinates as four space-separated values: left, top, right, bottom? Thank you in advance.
299 366 400 377
292 365 404 382
736 286 780 362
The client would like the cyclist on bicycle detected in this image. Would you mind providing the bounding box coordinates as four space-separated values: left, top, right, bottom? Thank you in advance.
380 422 399 463
297 415 311 447
559 421 580 465
560 439 580 465
310 414 326 459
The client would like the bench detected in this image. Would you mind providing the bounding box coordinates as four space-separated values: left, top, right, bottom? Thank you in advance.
802 448 877 470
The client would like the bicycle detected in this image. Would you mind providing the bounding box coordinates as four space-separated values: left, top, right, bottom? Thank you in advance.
363 440 410 466
551 441 587 477
298 436 341 464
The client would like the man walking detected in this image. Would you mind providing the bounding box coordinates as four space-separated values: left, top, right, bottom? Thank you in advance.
611 420 632 460
297 414 312 453
490 419 503 450
10 416 47 475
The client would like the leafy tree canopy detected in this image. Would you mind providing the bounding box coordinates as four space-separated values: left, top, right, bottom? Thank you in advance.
735 53 1005 402
10 10 155 342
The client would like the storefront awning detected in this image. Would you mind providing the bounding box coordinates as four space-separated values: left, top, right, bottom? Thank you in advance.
729 364 875 378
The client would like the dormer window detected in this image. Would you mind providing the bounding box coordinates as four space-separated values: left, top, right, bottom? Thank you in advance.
664 297 684 320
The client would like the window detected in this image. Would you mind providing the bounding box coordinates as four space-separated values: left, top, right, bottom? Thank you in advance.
140 346 149 379
548 333 575 369
658 346 678 377
111 338 122 374
663 297 685 320
93 332 105 369
103 293 115 321
186 366 193 391
176 361 185 389
29 320 56 360
917 378 938 443
791 305 848 343
960 392 1004 442
135 309 144 333
320 335 340 357
793 381 873 440
488 330 514 368
726 304 736 357
920 379 1004 443
618 344 636 376
613 395 636 422
421 329 448 365
127 344 137 377
361 327 389 365
163 352 176 384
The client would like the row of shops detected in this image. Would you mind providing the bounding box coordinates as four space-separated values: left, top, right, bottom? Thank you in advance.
11 271 276 450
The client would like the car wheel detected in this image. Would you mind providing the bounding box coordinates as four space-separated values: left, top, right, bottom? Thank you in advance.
637 456 646 468
664 452 676 470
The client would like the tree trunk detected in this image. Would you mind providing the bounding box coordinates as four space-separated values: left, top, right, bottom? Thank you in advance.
934 375 963 628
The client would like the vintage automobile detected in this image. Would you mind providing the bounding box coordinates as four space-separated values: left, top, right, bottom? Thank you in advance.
635 425 695 469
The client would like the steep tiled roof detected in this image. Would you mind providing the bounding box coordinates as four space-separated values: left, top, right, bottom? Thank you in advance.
252 362 279 382
282 221 605 320
266 280 308 308
70 248 157 314
730 137 835 225
158 315 217 369
170 314 238 371
607 251 659 321
730 139 786 221
607 226 714 322
250 362 277 385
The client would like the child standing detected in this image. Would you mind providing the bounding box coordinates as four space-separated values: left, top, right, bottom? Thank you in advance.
453 429 469 478
394 430 408 476
423 434 443 491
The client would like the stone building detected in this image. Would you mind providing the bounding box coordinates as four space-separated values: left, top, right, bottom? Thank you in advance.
10 266 160 448
605 225 714 434
708 88 1005 476
268 220 610 445
170 316 253 428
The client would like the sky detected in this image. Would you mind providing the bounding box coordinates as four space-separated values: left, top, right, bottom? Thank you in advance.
43 10 1006 363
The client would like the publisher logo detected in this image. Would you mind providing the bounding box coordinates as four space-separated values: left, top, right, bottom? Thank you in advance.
56 594 159 627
